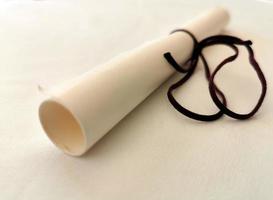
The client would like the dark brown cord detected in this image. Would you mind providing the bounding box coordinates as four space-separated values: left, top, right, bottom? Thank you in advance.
164 29 267 121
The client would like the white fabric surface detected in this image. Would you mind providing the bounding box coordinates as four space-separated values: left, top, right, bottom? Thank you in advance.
0 0 273 199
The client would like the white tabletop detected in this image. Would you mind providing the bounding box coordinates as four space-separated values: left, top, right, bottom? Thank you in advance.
1 0 273 199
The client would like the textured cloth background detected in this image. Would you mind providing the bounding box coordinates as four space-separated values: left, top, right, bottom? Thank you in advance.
0 0 273 199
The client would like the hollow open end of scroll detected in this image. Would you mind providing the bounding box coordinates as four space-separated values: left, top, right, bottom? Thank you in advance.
39 100 86 156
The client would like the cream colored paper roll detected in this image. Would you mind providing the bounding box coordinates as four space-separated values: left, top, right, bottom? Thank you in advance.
39 7 230 156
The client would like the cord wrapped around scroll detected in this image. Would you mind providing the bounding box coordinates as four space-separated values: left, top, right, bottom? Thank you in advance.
39 7 266 156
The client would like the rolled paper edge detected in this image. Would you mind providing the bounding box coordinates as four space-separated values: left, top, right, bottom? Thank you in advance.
39 98 88 156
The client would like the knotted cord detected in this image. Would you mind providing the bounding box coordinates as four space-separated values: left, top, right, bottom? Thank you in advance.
164 29 267 121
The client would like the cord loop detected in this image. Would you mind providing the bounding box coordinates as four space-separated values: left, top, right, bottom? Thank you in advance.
164 29 267 121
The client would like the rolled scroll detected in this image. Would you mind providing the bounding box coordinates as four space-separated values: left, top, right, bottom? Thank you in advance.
39 7 230 156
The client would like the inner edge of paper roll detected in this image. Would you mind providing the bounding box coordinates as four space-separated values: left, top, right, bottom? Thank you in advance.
39 99 87 156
